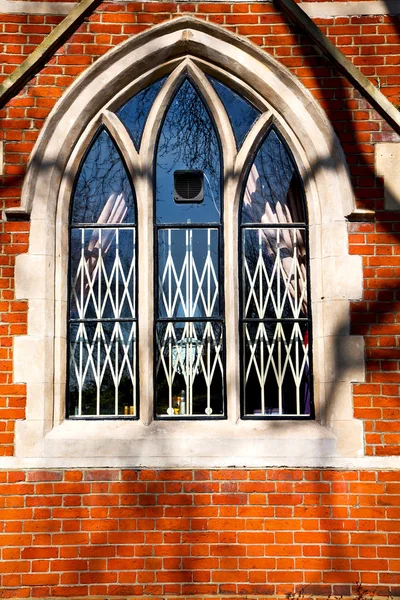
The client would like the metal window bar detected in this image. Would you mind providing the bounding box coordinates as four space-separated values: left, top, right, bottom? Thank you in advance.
155 226 225 418
241 225 311 418
68 226 137 418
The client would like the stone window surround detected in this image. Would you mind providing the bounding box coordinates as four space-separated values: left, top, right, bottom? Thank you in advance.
10 17 365 468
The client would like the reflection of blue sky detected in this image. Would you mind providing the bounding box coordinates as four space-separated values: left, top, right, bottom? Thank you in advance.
117 76 167 150
241 129 304 224
207 76 260 149
158 229 220 319
72 129 135 224
156 79 221 224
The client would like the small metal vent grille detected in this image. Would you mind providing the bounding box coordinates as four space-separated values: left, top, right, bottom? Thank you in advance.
174 170 204 203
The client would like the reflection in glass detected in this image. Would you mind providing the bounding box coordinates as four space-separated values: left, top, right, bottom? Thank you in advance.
117 76 167 150
68 128 137 418
69 321 136 417
71 128 135 225
241 128 311 417
70 228 136 321
241 129 304 225
156 321 224 417
208 75 260 149
244 321 309 416
156 78 221 224
155 78 224 417
158 228 220 319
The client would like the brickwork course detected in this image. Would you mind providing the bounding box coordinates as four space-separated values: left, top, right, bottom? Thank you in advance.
1 0 400 597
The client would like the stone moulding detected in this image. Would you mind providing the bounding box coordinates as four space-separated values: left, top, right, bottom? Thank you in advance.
10 17 366 468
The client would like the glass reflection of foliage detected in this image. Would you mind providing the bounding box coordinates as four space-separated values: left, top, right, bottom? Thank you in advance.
156 78 221 223
207 75 260 149
241 128 305 225
117 76 167 150
71 128 135 225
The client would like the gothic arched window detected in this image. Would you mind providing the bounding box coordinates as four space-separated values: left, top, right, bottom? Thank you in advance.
66 64 312 420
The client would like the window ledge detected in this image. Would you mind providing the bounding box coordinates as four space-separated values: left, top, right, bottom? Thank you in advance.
15 418 344 468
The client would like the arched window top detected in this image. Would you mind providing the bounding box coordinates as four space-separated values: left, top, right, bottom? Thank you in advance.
71 128 135 225
155 78 222 225
241 128 306 226
117 76 167 151
207 75 260 150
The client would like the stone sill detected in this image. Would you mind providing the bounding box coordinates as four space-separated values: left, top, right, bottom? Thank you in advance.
38 418 338 467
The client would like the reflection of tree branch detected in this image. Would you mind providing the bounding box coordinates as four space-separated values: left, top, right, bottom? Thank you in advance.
73 129 134 224
157 80 219 197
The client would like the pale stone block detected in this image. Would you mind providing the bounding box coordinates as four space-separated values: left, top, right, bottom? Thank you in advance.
29 218 55 256
322 300 350 337
376 142 400 210
15 254 54 300
322 256 362 300
14 336 54 384
321 220 348 257
28 298 54 337
324 381 353 422
323 334 365 383
14 419 51 458
25 382 54 421
327 419 364 458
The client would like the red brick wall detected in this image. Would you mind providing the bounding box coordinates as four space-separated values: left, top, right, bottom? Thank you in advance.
0 468 399 598
1 3 400 596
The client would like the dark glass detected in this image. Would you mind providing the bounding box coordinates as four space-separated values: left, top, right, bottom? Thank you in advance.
71 128 135 225
70 227 136 321
242 227 308 320
158 228 220 319
208 76 260 149
117 76 167 150
155 320 224 416
68 321 136 417
243 321 310 416
155 79 221 224
241 129 305 225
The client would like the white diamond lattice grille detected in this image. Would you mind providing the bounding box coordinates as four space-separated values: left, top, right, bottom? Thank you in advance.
69 227 136 416
156 228 224 417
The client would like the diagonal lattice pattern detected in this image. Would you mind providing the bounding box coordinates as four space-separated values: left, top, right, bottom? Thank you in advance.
69 227 136 416
158 228 219 319
244 321 309 416
69 321 136 416
243 227 307 320
156 227 223 417
156 320 224 417
70 228 136 321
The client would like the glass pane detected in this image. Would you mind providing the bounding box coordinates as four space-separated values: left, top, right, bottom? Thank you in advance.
208 75 260 149
156 79 221 224
70 227 136 320
158 228 220 319
156 320 224 417
241 129 305 225
71 128 135 224
242 227 308 319
117 76 167 150
243 321 310 417
69 321 136 417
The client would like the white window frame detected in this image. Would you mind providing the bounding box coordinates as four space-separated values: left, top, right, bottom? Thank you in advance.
8 18 366 467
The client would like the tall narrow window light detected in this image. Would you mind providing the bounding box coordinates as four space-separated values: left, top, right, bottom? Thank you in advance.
68 128 137 418
155 79 225 418
241 128 312 418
